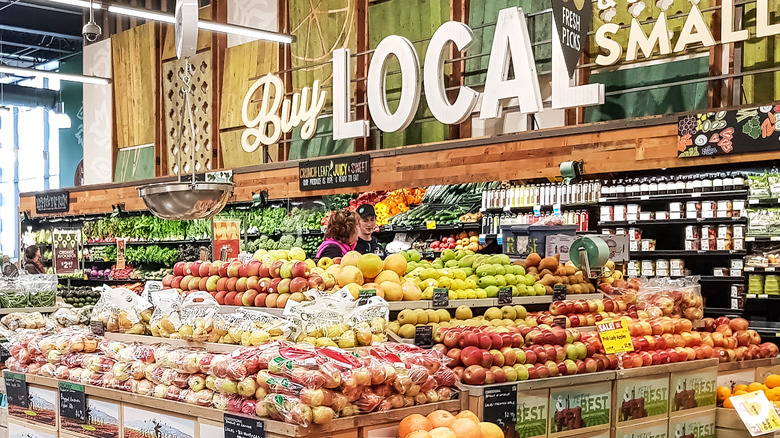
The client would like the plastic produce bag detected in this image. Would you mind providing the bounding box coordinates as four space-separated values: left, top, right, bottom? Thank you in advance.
22 274 58 307
0 278 28 308
636 277 704 321
149 289 182 338
90 286 152 334
178 292 220 342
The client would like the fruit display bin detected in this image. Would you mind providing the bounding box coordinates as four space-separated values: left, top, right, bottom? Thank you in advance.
717 357 780 388
457 358 718 438
12 373 466 438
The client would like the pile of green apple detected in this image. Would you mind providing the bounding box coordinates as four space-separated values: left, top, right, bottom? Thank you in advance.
401 250 544 300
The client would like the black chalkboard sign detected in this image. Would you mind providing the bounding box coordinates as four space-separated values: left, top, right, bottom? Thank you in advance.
432 288 449 307
552 317 567 329
299 154 371 191
90 320 105 336
414 325 433 348
358 289 376 306
59 381 86 423
35 190 70 214
224 412 266 438
498 287 512 305
4 371 27 408
483 385 518 429
553 285 567 302
678 107 780 158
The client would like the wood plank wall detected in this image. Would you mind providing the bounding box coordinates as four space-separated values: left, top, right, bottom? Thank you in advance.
19 121 780 218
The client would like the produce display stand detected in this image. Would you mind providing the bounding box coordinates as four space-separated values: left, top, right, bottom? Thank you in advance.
457 358 718 438
0 306 57 315
715 358 780 437
9 373 465 438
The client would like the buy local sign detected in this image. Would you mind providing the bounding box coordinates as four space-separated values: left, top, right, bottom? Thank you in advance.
241 6 603 152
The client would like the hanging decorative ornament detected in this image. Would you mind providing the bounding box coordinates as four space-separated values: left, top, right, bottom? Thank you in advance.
137 0 234 220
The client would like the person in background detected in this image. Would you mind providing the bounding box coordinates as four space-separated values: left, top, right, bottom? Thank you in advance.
316 210 359 259
354 204 386 257
23 245 45 275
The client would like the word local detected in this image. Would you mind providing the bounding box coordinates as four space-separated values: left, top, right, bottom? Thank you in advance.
241 6 604 151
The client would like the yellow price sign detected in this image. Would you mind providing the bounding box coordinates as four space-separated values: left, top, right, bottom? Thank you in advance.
426 220 436 230
596 318 634 354
730 390 780 436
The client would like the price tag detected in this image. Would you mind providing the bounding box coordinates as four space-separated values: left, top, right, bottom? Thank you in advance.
497 287 512 305
503 205 512 212
760 294 769 299
224 412 267 438
596 318 634 354
553 284 567 302
432 288 449 307
358 289 376 306
426 221 437 230
497 235 503 245
4 371 27 409
768 267 776 272
732 298 740 308
599 197 606 202
640 195 650 200
747 237 756 242
533 205 541 216
729 390 780 436
116 239 126 270
552 203 561 215
746 267 755 271
691 192 701 198
627 220 636 225
413 325 433 348
749 198 760 205
552 317 567 329
746 294 757 299
482 385 517 428
59 381 86 423
90 320 105 336
479 234 486 245
772 237 780 242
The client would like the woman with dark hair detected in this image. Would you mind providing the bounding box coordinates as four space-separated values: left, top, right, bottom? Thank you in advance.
316 210 359 259
23 245 45 275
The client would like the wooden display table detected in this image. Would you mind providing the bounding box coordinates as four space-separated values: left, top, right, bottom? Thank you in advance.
8 373 465 438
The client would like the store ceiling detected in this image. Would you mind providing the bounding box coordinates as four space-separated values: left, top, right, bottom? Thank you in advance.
0 0 82 68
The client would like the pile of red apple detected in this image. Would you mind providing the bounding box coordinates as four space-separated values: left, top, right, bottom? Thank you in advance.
537 297 637 328
696 316 779 362
430 234 459 252
162 259 331 309
433 325 619 385
7 331 457 427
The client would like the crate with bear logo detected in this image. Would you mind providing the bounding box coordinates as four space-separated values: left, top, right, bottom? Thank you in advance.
613 418 669 438
549 381 612 437
669 367 717 415
668 409 715 438
614 374 670 426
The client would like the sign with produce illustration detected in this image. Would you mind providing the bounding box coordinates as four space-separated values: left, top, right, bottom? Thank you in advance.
678 105 780 157
60 395 120 438
213 219 241 261
53 228 81 275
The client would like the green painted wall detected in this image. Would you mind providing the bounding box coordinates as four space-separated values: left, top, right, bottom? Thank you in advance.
58 54 83 188
741 2 780 103
288 116 354 159
368 0 449 148
115 145 155 182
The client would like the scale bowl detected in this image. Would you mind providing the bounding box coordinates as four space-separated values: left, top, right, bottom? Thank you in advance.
137 181 234 220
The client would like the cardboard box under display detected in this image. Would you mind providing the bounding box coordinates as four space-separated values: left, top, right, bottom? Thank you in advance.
669 367 717 415
613 373 669 426
60 396 120 438
549 381 612 437
612 418 669 438
668 409 715 438
8 384 58 428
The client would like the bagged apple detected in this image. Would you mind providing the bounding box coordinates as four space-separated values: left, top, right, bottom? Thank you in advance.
237 308 300 345
262 393 314 427
178 291 220 342
149 289 182 338
346 296 389 346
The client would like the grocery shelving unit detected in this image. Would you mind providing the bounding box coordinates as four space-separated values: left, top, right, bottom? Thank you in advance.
0 306 57 315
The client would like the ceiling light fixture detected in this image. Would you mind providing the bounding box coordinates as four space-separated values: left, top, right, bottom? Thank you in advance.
53 102 71 129
44 0 294 44
0 65 111 85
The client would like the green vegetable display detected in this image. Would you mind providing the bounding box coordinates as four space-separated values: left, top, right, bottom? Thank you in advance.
125 245 178 266
60 285 101 307
0 280 28 308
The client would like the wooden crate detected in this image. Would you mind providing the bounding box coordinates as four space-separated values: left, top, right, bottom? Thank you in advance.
667 409 715 438
611 417 669 438
717 358 780 388
8 384 58 429
121 404 197 438
7 417 58 438
60 396 121 438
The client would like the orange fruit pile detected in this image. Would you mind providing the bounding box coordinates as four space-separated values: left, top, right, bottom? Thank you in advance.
718 374 780 410
398 410 505 438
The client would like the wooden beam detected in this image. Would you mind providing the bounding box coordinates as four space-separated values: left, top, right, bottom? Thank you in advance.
354 0 370 152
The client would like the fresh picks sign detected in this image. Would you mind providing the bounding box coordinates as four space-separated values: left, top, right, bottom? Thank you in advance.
241 6 604 152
